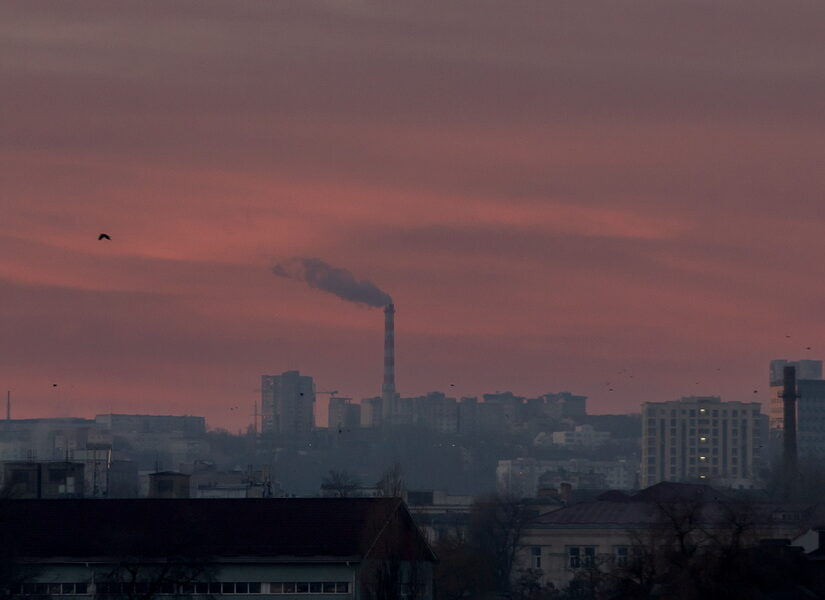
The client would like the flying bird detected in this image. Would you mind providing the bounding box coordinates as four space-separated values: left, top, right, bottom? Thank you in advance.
52 384 58 387
98 234 111 240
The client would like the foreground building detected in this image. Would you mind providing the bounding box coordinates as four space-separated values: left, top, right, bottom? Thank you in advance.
1 497 436 600
641 396 766 488
519 482 819 592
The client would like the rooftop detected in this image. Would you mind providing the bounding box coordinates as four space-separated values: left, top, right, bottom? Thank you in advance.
0 498 434 561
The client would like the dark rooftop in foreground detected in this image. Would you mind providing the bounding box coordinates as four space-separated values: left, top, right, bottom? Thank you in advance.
0 498 429 560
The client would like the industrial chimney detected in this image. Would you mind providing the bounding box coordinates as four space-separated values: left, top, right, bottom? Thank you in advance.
782 365 798 477
382 303 396 423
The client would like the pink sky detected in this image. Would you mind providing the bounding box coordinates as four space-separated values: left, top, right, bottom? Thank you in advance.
2 1 824 429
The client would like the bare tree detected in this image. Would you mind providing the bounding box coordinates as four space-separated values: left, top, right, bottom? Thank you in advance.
469 493 535 595
321 469 361 498
591 496 805 600
98 557 213 600
432 535 491 600
359 502 430 600
375 462 405 498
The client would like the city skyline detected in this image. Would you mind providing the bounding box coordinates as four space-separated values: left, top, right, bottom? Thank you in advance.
2 2 825 429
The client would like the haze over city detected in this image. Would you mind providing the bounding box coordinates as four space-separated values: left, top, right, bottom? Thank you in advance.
2 1 824 430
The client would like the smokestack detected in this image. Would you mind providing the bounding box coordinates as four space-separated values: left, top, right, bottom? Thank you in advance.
782 365 798 477
382 304 396 422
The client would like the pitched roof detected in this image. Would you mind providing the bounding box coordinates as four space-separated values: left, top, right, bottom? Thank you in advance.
630 482 727 503
0 498 435 561
531 496 815 531
533 500 658 527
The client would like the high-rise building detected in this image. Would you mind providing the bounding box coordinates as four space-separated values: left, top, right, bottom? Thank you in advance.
641 396 764 488
769 360 825 459
413 392 458 434
327 397 361 431
770 359 822 386
457 397 478 435
261 371 315 435
360 397 383 428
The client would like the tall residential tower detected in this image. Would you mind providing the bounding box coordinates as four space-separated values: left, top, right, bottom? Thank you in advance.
261 371 315 435
641 396 765 488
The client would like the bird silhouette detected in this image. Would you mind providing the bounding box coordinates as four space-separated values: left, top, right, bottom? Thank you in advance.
98 234 111 241
52 384 58 387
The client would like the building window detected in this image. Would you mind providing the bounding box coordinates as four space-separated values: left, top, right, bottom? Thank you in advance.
568 547 580 569
270 582 349 595
531 546 542 569
615 546 629 567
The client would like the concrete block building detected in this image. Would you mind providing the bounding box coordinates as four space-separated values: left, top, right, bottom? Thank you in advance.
641 396 765 488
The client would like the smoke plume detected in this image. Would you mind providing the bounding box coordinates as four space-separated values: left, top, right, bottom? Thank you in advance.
273 257 392 308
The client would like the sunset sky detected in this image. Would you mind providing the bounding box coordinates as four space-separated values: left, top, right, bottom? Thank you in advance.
2 1 824 430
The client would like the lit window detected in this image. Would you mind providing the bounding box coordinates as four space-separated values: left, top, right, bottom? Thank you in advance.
699 437 707 442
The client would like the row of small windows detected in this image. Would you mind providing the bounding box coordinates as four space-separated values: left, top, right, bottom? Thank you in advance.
10 582 351 596
647 428 755 439
648 420 756 429
565 546 630 569
647 409 760 418
14 584 88 595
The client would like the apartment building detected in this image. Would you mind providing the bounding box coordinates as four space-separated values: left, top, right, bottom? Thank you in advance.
641 396 765 488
